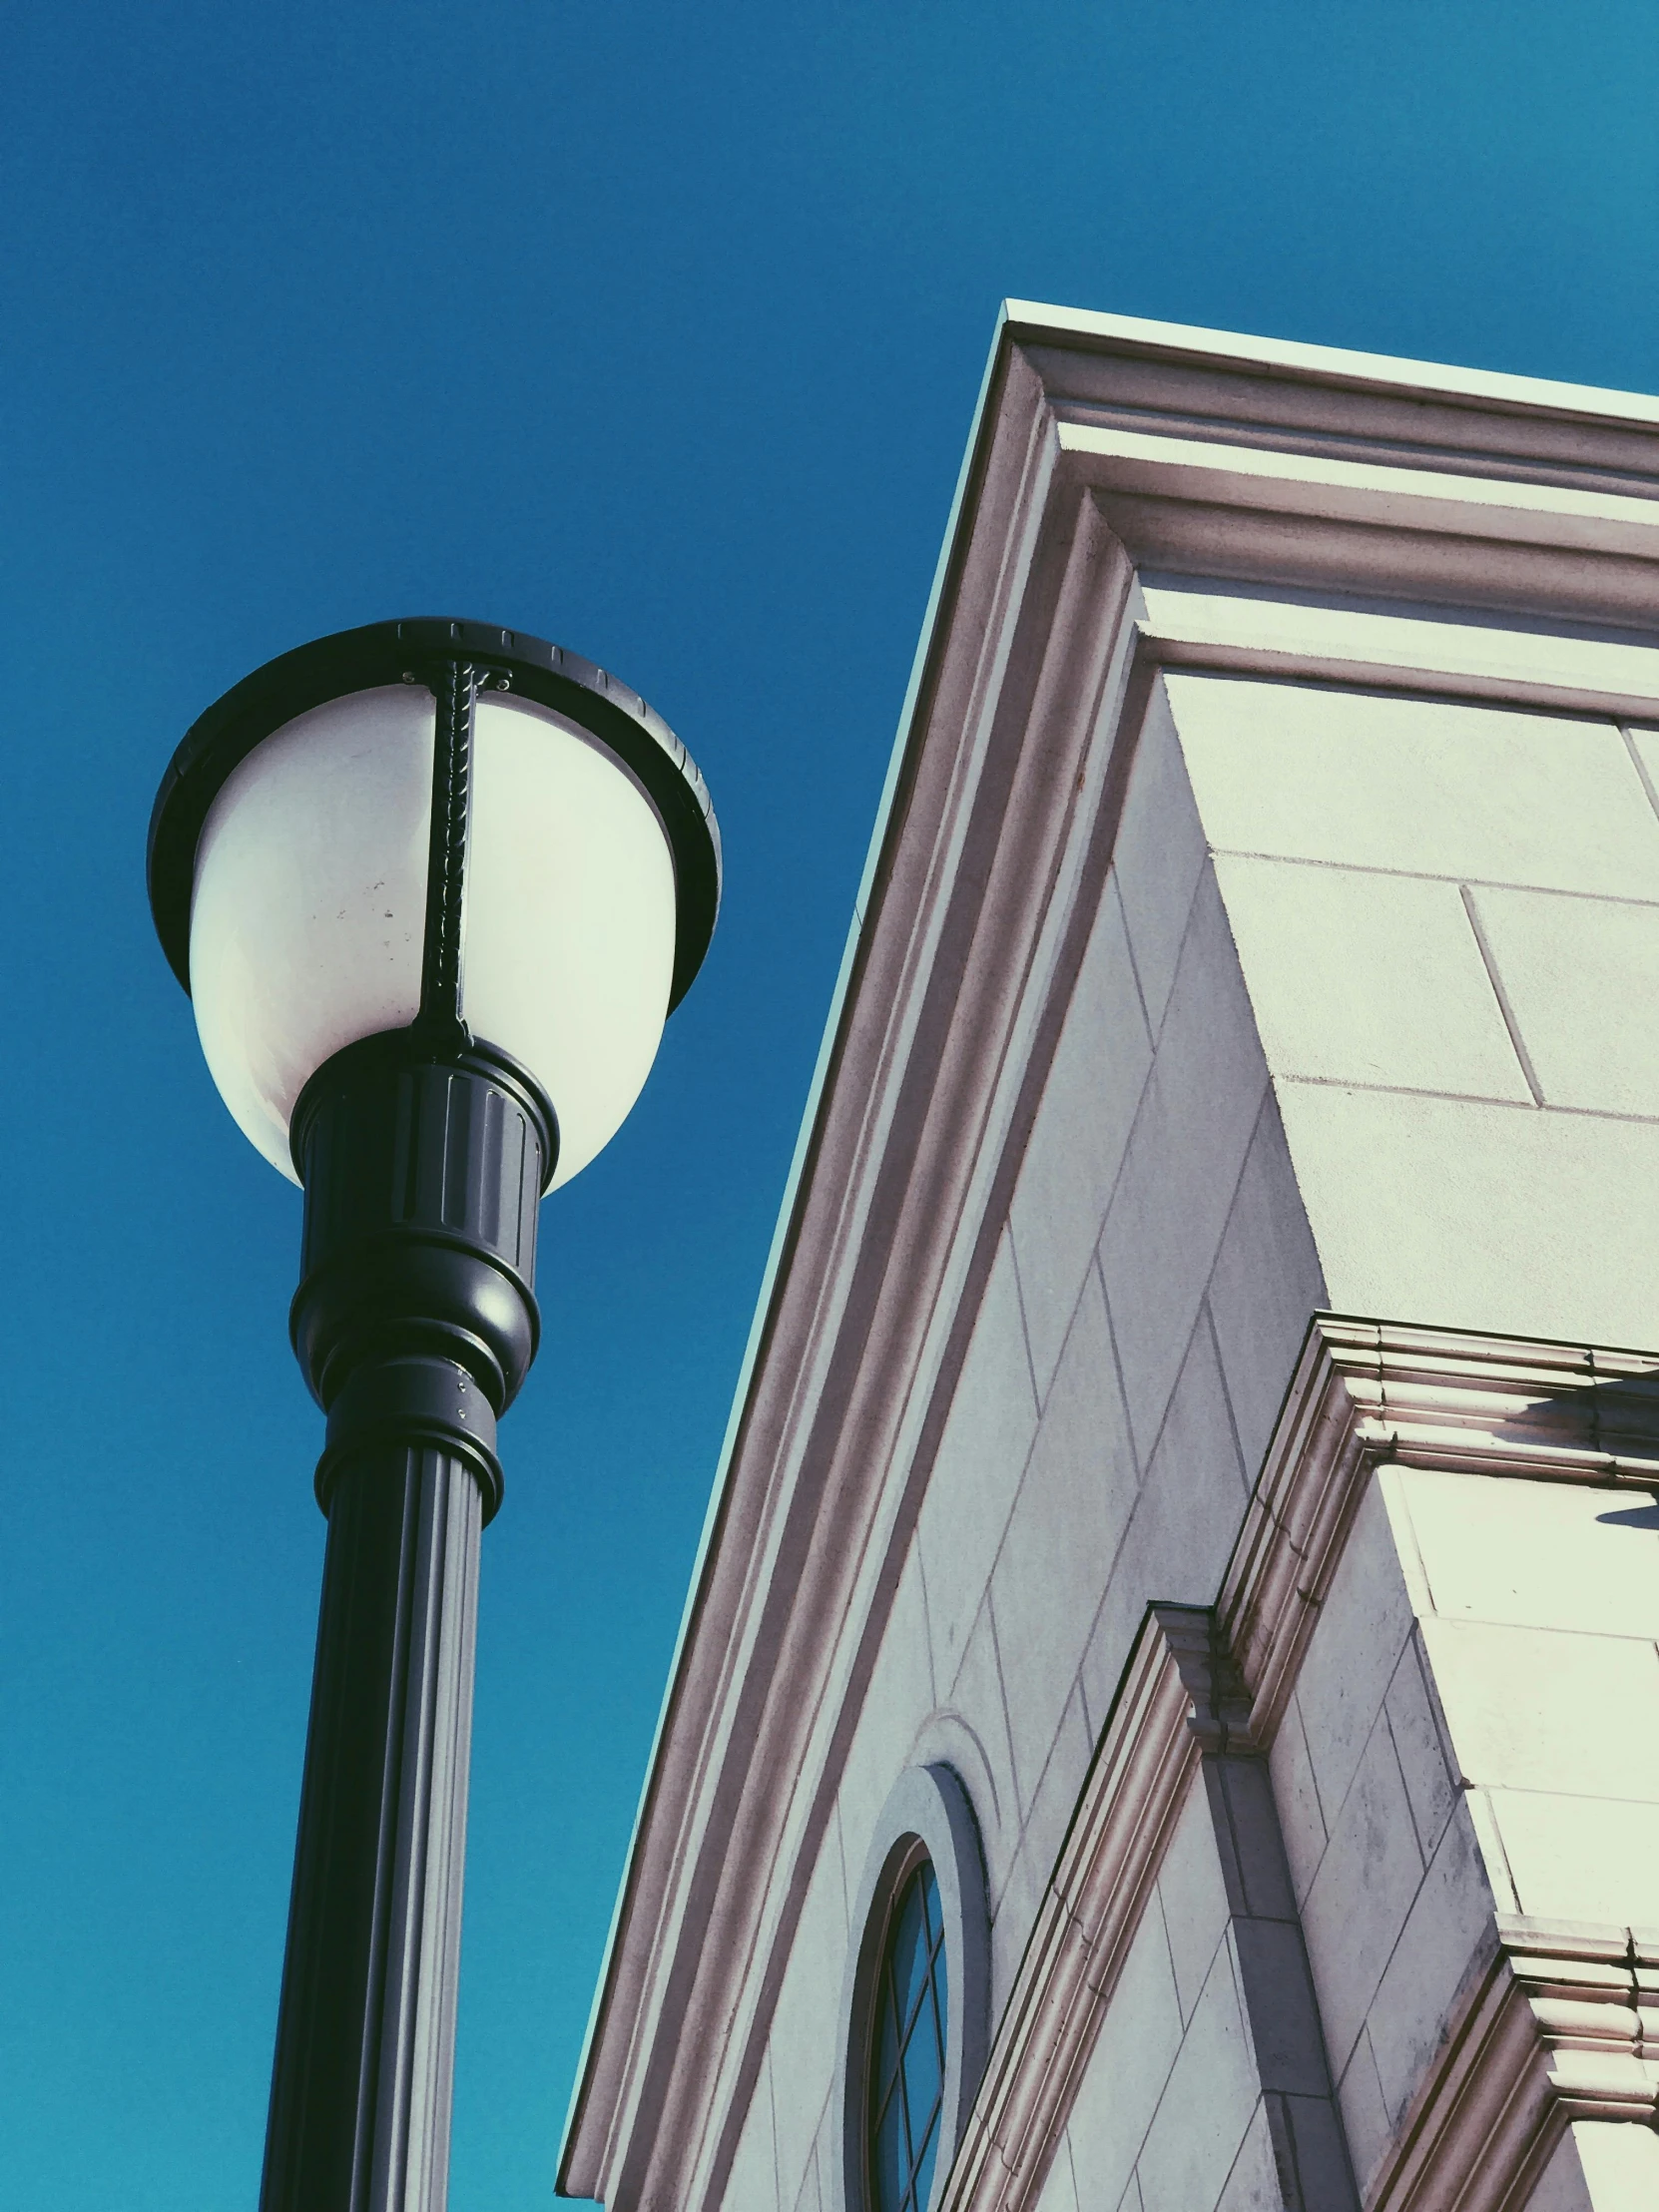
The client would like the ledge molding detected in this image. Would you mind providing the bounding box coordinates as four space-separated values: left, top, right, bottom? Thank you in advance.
938 1317 1659 2212
1370 1919 1659 2212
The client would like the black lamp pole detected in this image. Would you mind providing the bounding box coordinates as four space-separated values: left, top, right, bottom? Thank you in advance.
264 654 552 2211
148 620 720 2212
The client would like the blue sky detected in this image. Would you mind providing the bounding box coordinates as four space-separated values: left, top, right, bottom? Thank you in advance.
2 3 1656 2207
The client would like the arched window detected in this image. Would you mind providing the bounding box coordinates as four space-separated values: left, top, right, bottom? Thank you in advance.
835 1764 988 2212
866 1856 949 2212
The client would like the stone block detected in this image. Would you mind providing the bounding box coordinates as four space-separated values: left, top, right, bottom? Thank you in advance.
1011 1683 1094 1921
1138 584 1659 705
917 1232 1040 1684
1035 2133 1081 2212
1274 1081 1659 1351
1214 2100 1281 2212
990 1271 1139 1813
1301 1711 1426 2074
1418 1615 1659 1802
1163 675 1659 899
1397 1468 1659 1641
1527 2128 1596 2212
1265 2092 1358 2212
790 2138 822 2212
1269 1691 1329 1910
1231 1920 1330 2098
725 2049 778 2212
939 1594 1020 1919
1208 1758 1297 1925
1483 1786 1659 1926
1336 2030 1392 2202
1135 1944 1261 2212
835 1544 938 1886
1214 853 1531 1100
1383 1633 1458 1867
990 1824 1048 2028
1154 1772 1233 2026
1568 2118 1659 2206
1076 1327 1252 1748
1064 1897 1185 2212
766 1822 850 2212
1366 1801 1496 2128
1099 866 1271 1465
1294 1478 1417 1836
1469 882 1659 1115
1204 1096 1327 1486
1011 880 1154 1398
1113 680 1209 1039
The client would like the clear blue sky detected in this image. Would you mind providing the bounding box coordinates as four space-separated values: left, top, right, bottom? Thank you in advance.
2 4 1655 2207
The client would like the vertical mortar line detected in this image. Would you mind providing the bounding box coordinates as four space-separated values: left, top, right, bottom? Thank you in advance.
1620 725 1659 827
1459 883 1544 1106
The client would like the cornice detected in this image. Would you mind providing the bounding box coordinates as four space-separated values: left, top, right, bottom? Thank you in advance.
1060 419 1659 623
1369 1919 1659 2212
1220 1316 1659 1749
561 303 1659 2208
1001 301 1659 439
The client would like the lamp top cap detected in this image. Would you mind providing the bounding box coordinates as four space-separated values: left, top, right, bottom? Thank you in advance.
147 617 723 1013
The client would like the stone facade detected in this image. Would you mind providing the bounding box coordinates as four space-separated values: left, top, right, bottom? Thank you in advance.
558 307 1659 2212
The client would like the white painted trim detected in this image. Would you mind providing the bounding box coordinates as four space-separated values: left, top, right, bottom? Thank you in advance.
1002 300 1659 429
1062 422 1659 550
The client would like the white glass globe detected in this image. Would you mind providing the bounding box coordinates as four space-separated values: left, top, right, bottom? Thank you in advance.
188 682 679 1190
464 694 677 1190
191 686 434 1178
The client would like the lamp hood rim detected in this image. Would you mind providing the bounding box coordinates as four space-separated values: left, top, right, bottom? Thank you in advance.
146 617 722 1013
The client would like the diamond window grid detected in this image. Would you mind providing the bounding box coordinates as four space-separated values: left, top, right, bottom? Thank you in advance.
867 1860 949 2212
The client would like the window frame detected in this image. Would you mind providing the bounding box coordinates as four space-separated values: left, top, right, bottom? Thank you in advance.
833 1766 989 2212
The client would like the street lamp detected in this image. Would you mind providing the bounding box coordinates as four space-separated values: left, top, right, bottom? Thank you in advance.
147 618 720 2212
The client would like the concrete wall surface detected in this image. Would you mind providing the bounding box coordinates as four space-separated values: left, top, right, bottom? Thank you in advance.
1155 636 1659 1353
725 608 1659 2211
564 315 1659 2212
1527 2122 1659 2210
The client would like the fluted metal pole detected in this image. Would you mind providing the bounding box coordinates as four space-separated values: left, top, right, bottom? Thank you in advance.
261 1418 482 2212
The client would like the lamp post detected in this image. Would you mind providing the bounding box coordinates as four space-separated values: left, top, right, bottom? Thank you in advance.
147 619 720 2212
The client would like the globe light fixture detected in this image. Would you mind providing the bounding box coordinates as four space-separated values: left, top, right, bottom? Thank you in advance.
148 618 720 2212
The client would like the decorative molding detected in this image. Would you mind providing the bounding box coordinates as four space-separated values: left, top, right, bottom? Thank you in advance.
938 1322 1659 2212
940 1607 1202 2212
1368 1919 1659 2212
1220 1316 1659 1750
1137 622 1659 735
940 1601 1360 2212
1059 421 1659 622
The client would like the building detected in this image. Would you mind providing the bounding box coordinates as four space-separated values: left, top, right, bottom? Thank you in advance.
557 304 1659 2212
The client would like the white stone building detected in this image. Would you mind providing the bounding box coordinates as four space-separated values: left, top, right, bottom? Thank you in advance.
557 305 1659 2212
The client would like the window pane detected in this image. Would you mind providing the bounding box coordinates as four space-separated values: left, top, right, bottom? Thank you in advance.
886 1874 930 2038
867 1861 950 2212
